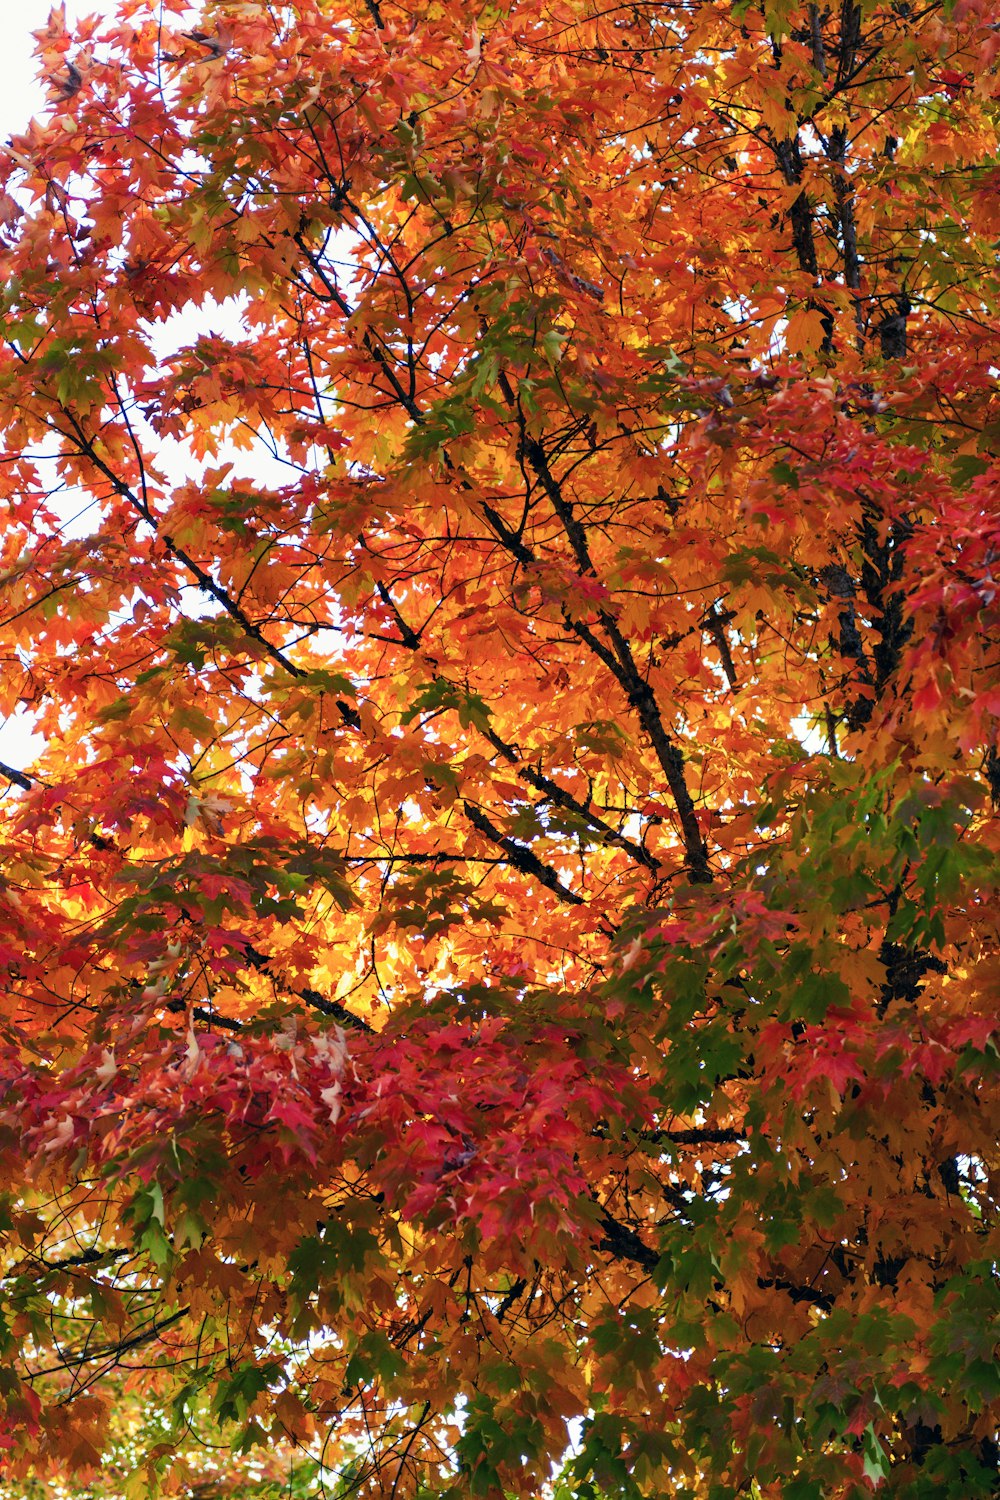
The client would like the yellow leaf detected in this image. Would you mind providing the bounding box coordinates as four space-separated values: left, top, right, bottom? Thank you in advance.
784 307 828 357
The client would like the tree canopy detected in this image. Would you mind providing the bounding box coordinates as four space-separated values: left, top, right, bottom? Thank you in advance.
0 0 998 1495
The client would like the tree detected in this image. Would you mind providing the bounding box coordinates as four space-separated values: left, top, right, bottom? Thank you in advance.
0 0 998 1493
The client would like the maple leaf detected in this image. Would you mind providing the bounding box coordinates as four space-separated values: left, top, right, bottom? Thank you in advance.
0 0 997 1494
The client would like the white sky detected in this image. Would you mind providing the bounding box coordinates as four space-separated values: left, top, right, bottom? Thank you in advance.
0 2 216 777
0 0 335 783
0 4 342 779
0 4 87 774
0 1 89 136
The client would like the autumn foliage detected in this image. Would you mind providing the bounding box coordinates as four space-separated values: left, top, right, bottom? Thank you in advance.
0 0 998 1493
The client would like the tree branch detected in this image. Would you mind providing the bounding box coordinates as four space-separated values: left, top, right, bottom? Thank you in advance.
463 804 585 906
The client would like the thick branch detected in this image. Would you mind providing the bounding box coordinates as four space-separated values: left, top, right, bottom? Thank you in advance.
758 1276 834 1311
597 1211 659 1271
516 437 711 882
463 804 585 906
480 724 659 872
0 759 32 791
24 1306 190 1380
243 943 374 1032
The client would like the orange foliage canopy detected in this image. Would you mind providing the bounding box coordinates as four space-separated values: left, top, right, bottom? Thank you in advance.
0 0 998 1495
